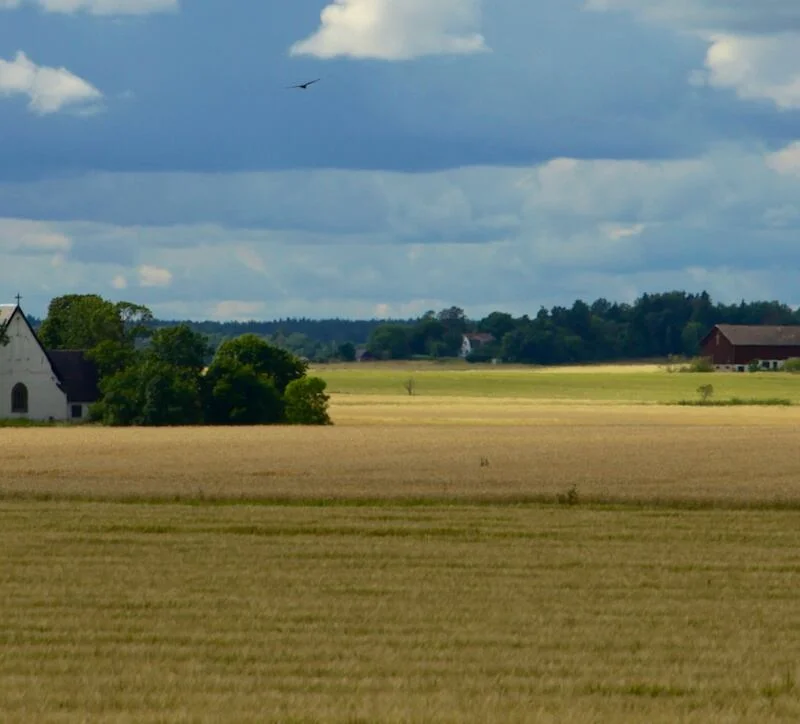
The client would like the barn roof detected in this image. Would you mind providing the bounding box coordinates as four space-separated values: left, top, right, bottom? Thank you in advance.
713 324 800 347
47 350 101 403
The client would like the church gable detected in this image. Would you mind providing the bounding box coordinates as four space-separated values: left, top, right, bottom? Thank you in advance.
0 303 98 421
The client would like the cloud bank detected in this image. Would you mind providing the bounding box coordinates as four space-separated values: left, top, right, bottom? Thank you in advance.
290 0 489 60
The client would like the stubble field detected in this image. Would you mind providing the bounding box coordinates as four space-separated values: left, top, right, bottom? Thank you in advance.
2 363 800 722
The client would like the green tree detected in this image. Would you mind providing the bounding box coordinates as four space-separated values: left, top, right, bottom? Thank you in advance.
93 359 203 426
86 339 139 379
212 334 307 393
284 376 332 425
437 306 467 334
116 301 154 344
478 311 516 342
367 324 411 360
39 294 125 350
408 317 446 356
337 341 356 362
146 324 210 374
202 359 284 425
681 321 704 357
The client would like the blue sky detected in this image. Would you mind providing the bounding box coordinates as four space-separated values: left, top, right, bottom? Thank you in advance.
1 0 800 321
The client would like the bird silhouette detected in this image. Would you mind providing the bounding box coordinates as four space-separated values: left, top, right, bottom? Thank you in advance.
287 78 321 90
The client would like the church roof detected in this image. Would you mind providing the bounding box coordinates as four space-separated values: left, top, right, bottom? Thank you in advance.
48 350 101 403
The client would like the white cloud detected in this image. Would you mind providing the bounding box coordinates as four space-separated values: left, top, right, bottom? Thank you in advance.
290 0 489 60
766 141 800 176
600 222 647 240
694 33 800 110
111 274 128 289
585 1 800 111
0 51 102 115
1 0 177 14
0 218 71 254
138 264 172 287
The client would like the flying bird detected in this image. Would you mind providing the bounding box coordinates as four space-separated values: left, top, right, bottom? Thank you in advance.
287 78 321 90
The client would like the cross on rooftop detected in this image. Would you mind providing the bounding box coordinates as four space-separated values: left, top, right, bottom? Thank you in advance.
14 293 21 306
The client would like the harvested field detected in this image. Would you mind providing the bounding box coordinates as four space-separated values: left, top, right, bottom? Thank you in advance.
2 501 800 722
1 401 800 505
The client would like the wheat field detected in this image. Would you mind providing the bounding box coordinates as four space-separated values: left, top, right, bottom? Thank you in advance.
2 501 800 722
1 398 800 505
3 375 800 722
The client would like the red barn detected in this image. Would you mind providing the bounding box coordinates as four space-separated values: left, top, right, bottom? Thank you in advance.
699 324 800 371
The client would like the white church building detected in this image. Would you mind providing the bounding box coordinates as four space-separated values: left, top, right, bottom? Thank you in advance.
0 302 100 422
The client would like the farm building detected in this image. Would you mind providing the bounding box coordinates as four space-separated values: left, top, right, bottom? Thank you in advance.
699 324 800 372
0 301 100 421
460 332 496 358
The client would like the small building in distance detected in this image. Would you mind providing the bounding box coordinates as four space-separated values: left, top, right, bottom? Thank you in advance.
355 348 378 362
699 324 800 372
460 332 496 359
0 302 100 421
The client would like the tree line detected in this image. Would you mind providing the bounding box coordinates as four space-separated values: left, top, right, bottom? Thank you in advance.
35 294 331 426
360 293 800 365
25 290 800 370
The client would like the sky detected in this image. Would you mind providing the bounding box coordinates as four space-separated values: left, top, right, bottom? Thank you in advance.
1 1 800 321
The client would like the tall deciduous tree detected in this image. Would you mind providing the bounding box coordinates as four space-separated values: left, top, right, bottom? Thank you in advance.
146 324 210 374
39 294 125 350
202 359 284 425
211 334 307 393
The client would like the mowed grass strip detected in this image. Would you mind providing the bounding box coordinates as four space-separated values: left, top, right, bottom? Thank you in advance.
313 363 800 403
1 408 800 506
1 502 800 723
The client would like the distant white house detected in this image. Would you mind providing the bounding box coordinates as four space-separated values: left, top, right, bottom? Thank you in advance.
460 332 496 358
0 302 100 422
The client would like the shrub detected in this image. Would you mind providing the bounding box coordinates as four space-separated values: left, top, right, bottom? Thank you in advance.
284 376 332 425
677 356 714 373
784 358 800 373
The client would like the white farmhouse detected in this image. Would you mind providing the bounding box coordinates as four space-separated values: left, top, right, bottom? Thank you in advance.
0 302 100 422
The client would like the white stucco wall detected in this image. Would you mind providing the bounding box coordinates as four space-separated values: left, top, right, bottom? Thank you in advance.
0 310 68 420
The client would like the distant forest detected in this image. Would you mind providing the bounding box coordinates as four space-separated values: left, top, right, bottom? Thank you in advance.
26 290 800 366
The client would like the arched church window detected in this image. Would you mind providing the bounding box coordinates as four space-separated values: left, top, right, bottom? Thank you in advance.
11 383 28 413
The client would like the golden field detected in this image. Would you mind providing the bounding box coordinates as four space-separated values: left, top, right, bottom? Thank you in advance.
3 367 800 722
2 501 800 723
1 397 800 505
